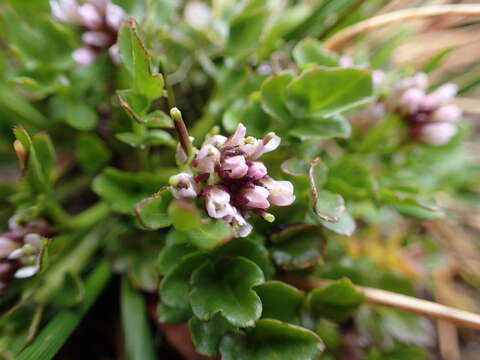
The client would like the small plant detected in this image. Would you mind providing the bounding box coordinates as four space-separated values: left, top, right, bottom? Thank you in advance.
1 1 480 359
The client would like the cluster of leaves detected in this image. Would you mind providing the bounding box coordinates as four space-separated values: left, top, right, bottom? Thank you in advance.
1 0 480 359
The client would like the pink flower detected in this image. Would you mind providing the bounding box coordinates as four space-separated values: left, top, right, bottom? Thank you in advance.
108 44 121 64
431 105 461 123
194 144 220 174
399 88 425 114
224 123 246 147
105 2 125 30
78 3 103 29
229 210 252 237
205 135 227 147
169 173 198 199
50 0 81 24
419 122 457 146
205 187 235 219
82 31 112 47
72 46 98 66
0 237 18 258
261 178 295 206
239 185 270 209
221 155 248 179
247 161 267 180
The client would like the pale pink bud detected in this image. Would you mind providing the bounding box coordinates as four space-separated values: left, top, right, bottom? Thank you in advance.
205 187 235 219
87 0 108 11
419 122 457 146
205 135 227 148
195 144 220 174
184 1 212 29
419 94 441 112
261 178 295 206
372 70 385 88
399 88 425 113
109 44 121 64
82 31 112 47
431 83 458 103
0 237 18 258
339 56 353 67
24 233 42 248
222 155 248 179
431 105 462 123
72 46 98 66
397 73 429 91
247 161 267 180
169 173 198 199
249 132 281 160
240 185 270 209
78 3 103 29
50 0 81 24
106 3 125 30
15 265 40 279
224 123 246 147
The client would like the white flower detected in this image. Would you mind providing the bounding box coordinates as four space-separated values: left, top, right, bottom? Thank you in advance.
205 187 235 219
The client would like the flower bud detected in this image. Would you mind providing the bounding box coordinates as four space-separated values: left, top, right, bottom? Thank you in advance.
431 83 458 103
72 46 98 66
261 178 295 206
78 3 103 29
82 31 112 47
109 44 121 64
339 56 353 67
184 1 212 29
419 122 457 146
222 155 248 179
50 0 81 24
247 161 267 180
230 210 252 238
194 144 221 174
224 123 246 147
106 3 125 30
239 185 270 209
169 173 198 199
431 105 462 123
0 237 18 258
205 135 227 148
398 88 425 113
205 187 234 219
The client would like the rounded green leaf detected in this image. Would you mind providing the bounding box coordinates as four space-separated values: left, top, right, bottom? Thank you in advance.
168 200 202 231
160 252 209 309
261 72 295 124
186 220 234 250
307 278 364 322
286 68 373 118
289 115 351 140
135 189 172 230
293 38 339 67
254 281 305 323
220 319 324 360
189 314 233 356
190 257 264 327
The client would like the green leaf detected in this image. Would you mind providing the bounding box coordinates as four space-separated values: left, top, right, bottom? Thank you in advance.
168 200 202 231
271 227 326 270
190 257 264 327
120 277 156 360
307 279 363 322
158 242 197 275
313 190 345 223
233 92 272 138
254 281 305 323
118 19 164 101
261 72 295 124
186 220 234 250
117 90 150 123
65 101 98 131
116 130 175 148
74 134 112 174
135 189 172 230
214 238 274 279
92 167 176 214
227 1 269 58
50 272 85 307
32 132 55 181
307 209 356 236
290 115 351 140
379 189 443 220
143 110 173 128
160 252 209 309
157 303 192 324
17 261 111 360
220 319 323 360
281 158 310 177
293 38 339 67
286 68 373 118
189 314 233 356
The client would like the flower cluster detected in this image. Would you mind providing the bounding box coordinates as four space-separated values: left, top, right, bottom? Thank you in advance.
392 73 462 145
0 217 50 292
50 0 126 66
169 124 295 238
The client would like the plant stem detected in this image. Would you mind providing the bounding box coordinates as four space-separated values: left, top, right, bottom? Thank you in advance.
286 277 480 331
324 4 480 51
